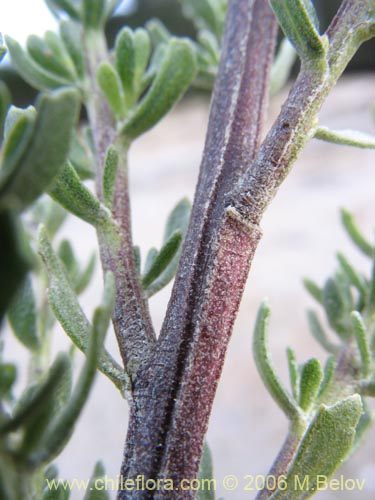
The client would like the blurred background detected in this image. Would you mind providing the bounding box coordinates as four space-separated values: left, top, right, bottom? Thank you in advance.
1 1 375 499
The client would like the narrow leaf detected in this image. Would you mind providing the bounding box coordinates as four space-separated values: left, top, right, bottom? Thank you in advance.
97 62 126 119
83 462 110 500
337 252 367 296
0 81 11 138
271 395 363 500
75 252 96 295
133 29 151 93
0 109 36 187
253 302 300 420
303 277 323 304
307 310 339 354
48 162 110 226
341 209 374 258
115 27 136 105
0 89 80 212
45 0 80 20
0 353 69 435
0 211 30 320
323 278 350 338
299 358 323 412
0 363 17 399
197 441 215 500
269 0 327 63
143 248 158 276
5 36 72 91
27 34 75 81
351 311 371 377
59 20 85 78
142 230 182 289
29 285 110 466
102 145 119 208
287 347 300 401
38 226 129 392
317 356 337 399
145 198 191 297
122 38 196 139
69 133 94 180
315 126 375 149
7 275 39 351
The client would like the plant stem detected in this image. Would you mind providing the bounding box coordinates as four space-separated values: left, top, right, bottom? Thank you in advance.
82 28 156 381
119 0 277 497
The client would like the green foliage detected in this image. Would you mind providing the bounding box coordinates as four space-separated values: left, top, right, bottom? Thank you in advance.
269 0 328 67
0 89 80 212
121 38 197 139
84 462 110 499
315 126 375 149
142 198 191 297
7 276 39 351
197 442 215 500
271 396 363 500
37 226 128 392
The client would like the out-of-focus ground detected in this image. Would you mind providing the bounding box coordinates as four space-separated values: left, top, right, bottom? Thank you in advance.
4 74 375 499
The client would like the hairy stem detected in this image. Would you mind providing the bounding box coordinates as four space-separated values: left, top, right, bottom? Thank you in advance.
83 28 156 380
119 0 277 497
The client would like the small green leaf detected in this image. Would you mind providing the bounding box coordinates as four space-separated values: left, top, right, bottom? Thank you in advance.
59 20 85 78
0 353 69 435
197 441 215 500
0 81 11 139
27 34 76 81
253 302 300 421
97 62 126 119
122 38 197 139
48 162 110 226
351 311 371 377
69 133 94 180
315 126 375 149
133 29 151 93
7 275 39 351
142 230 183 289
45 0 80 20
83 462 110 500
1 108 36 185
271 395 363 500
0 211 30 321
317 356 337 400
102 145 119 208
0 363 17 399
269 0 327 65
30 274 113 466
115 27 136 103
341 209 374 258
5 35 72 91
307 310 339 354
82 0 106 29
133 246 141 276
143 248 158 276
145 198 191 297
287 347 300 401
323 278 350 338
180 0 225 38
146 19 171 46
351 399 374 453
38 226 128 392
299 358 323 412
163 197 191 242
0 89 80 212
337 252 367 297
303 277 323 304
